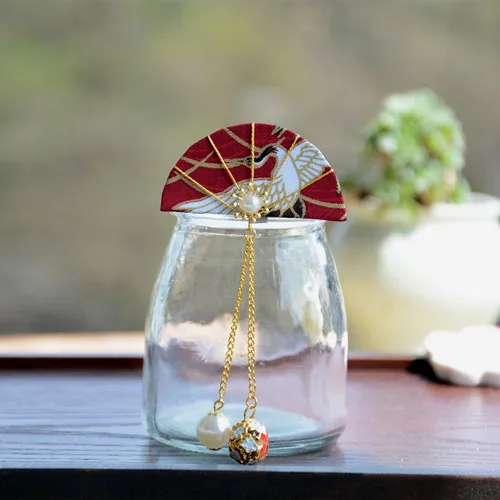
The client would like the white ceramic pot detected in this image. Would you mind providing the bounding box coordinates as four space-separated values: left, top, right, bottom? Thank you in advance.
327 193 500 354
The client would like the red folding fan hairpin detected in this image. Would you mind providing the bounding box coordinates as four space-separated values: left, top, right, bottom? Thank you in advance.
161 123 346 464
162 122 346 222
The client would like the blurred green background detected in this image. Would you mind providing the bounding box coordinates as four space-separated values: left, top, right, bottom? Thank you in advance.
1 0 499 333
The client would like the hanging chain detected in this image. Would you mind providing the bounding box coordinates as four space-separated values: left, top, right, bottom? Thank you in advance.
213 236 250 414
212 221 258 421
211 123 260 421
243 223 258 421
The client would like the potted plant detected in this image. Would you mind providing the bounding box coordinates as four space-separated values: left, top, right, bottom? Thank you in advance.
328 89 500 354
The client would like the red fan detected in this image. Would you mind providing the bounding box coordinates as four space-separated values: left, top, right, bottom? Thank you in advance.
161 122 346 222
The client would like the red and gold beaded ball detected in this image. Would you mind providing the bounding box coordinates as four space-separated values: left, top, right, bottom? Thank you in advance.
228 419 269 465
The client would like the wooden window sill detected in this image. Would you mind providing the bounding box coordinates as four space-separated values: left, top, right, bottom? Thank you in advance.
1 333 499 499
0 332 145 355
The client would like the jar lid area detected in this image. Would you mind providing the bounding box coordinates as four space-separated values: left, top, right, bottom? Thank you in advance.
175 213 324 232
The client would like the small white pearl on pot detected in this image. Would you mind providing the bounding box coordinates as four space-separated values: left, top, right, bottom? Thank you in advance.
196 413 232 450
239 193 263 215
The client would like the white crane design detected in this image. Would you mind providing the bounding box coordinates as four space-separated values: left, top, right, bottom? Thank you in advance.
173 139 331 217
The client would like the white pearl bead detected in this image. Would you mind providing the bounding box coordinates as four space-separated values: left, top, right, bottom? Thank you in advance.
239 193 263 214
196 413 232 450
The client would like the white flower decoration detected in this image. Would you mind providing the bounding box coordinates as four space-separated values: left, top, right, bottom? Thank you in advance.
425 326 500 388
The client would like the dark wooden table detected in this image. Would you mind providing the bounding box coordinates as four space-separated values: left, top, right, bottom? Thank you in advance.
1 355 499 500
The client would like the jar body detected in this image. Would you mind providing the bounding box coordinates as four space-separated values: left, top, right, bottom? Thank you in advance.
143 214 348 456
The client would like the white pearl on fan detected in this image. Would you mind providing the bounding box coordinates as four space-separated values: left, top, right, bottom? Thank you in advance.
239 193 263 214
196 413 232 450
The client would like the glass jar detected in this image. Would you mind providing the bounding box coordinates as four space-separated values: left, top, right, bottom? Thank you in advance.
143 214 348 456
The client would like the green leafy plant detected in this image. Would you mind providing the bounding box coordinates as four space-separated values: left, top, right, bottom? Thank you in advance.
343 89 470 217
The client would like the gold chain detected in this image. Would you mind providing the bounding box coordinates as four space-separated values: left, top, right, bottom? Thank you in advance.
213 235 250 414
210 123 260 422
243 223 257 420
212 221 258 421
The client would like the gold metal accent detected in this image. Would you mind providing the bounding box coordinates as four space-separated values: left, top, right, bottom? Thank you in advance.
212 223 258 418
224 125 286 152
212 235 249 414
251 122 255 184
208 135 241 192
267 169 335 213
243 223 257 421
173 166 233 210
271 125 287 138
211 125 261 427
267 134 300 187
230 186 270 223
223 126 254 150
301 195 346 209
229 419 268 464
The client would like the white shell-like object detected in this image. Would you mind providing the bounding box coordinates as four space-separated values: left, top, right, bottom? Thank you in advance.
425 325 500 388
196 413 232 450
239 193 263 214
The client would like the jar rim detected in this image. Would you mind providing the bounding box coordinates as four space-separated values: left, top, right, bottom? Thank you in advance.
173 213 325 232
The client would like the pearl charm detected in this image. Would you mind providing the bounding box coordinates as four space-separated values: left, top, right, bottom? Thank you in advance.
196 413 232 450
239 193 263 215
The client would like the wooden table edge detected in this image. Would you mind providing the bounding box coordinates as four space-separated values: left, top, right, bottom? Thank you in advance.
0 353 416 370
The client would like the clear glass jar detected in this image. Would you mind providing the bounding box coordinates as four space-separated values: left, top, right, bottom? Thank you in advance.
143 214 348 456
